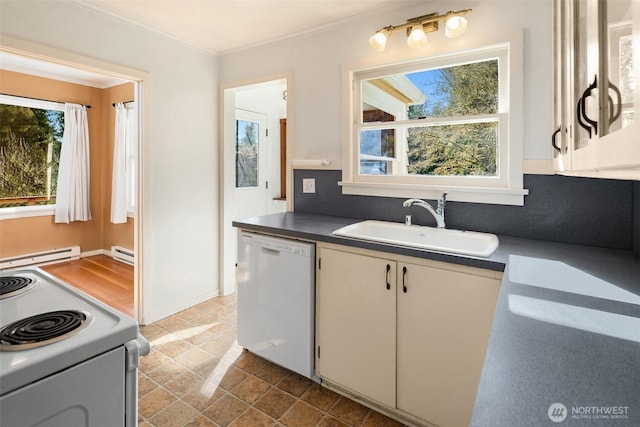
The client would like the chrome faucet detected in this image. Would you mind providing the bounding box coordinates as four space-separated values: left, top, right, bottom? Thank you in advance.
403 192 448 229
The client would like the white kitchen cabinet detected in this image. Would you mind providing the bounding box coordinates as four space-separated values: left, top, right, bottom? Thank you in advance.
396 261 501 427
553 0 639 179
315 243 502 427
315 246 396 408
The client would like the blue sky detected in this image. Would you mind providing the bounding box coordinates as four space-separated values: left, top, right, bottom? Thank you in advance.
406 68 448 112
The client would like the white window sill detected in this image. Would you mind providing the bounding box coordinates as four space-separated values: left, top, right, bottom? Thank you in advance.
1 207 137 221
0 205 55 220
339 182 528 206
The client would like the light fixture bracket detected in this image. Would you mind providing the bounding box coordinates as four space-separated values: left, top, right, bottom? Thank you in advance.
407 12 439 32
406 21 438 37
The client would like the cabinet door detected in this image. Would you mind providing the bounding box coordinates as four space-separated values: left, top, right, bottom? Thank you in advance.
552 0 574 172
557 0 639 175
591 0 638 171
316 247 396 408
601 0 634 137
396 262 500 427
572 0 600 153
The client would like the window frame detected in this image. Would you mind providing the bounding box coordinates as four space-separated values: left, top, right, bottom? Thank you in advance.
124 103 138 217
341 29 528 206
0 94 64 220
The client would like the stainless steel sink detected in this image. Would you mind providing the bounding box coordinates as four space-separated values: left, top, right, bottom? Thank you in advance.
332 220 499 257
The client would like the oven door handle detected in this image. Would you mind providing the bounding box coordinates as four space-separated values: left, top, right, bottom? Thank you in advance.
124 335 150 427
125 334 150 371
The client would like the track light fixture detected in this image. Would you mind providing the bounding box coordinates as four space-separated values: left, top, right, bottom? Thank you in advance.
369 9 472 52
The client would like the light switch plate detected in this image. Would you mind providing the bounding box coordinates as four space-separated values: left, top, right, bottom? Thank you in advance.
303 178 316 193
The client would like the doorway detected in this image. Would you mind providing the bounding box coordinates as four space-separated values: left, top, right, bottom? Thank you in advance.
0 45 146 322
221 77 289 295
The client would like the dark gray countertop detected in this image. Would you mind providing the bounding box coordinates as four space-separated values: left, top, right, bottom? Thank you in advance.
233 212 640 426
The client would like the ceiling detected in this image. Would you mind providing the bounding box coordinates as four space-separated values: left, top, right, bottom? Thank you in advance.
1 0 422 87
76 0 419 55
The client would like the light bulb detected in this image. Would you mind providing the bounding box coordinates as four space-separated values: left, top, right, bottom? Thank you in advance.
445 16 467 38
407 26 427 48
369 30 388 52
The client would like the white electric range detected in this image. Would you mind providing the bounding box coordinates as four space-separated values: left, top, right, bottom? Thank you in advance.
0 267 149 427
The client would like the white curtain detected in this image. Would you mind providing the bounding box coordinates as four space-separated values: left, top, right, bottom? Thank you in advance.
111 103 128 223
55 103 91 223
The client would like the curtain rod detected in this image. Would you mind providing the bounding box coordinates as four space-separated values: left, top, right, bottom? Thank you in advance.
112 100 135 107
0 93 92 109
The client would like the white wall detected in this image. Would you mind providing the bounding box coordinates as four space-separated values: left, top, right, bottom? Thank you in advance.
219 0 553 164
0 0 553 321
0 1 219 323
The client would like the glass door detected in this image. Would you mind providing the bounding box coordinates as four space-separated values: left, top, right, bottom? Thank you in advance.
601 0 634 137
573 0 600 150
553 0 573 171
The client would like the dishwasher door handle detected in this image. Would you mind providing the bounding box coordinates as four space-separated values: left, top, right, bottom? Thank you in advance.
261 247 280 255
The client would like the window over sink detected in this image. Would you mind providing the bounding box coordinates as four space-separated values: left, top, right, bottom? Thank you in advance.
341 29 528 205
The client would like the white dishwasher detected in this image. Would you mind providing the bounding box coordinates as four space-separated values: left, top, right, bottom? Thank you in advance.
236 231 316 379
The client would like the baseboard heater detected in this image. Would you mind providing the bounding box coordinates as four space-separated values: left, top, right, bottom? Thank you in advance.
111 246 135 265
0 246 81 270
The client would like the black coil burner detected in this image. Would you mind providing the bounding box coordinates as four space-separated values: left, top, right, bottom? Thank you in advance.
0 276 36 300
0 310 90 351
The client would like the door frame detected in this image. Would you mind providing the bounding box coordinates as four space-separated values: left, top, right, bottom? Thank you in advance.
219 73 292 295
0 36 150 323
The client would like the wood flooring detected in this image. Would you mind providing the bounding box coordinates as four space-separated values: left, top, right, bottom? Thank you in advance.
41 255 134 317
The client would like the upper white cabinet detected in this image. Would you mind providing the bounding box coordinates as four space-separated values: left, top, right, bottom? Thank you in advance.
553 0 640 179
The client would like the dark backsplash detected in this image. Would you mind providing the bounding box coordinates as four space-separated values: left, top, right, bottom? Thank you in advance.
294 169 638 253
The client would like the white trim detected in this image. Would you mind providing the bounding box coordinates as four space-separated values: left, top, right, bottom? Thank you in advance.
0 94 64 111
0 246 80 269
342 29 526 206
355 114 507 187
0 205 55 220
81 249 105 258
339 181 528 206
291 159 335 169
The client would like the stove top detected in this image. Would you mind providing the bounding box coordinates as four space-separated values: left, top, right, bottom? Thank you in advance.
0 275 37 300
0 309 91 351
0 267 140 396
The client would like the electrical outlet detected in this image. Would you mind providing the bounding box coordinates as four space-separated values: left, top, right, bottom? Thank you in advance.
302 178 316 193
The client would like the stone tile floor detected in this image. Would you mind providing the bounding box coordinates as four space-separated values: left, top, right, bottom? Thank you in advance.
138 294 405 426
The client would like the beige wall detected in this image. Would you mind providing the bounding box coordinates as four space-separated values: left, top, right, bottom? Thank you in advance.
0 70 134 258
